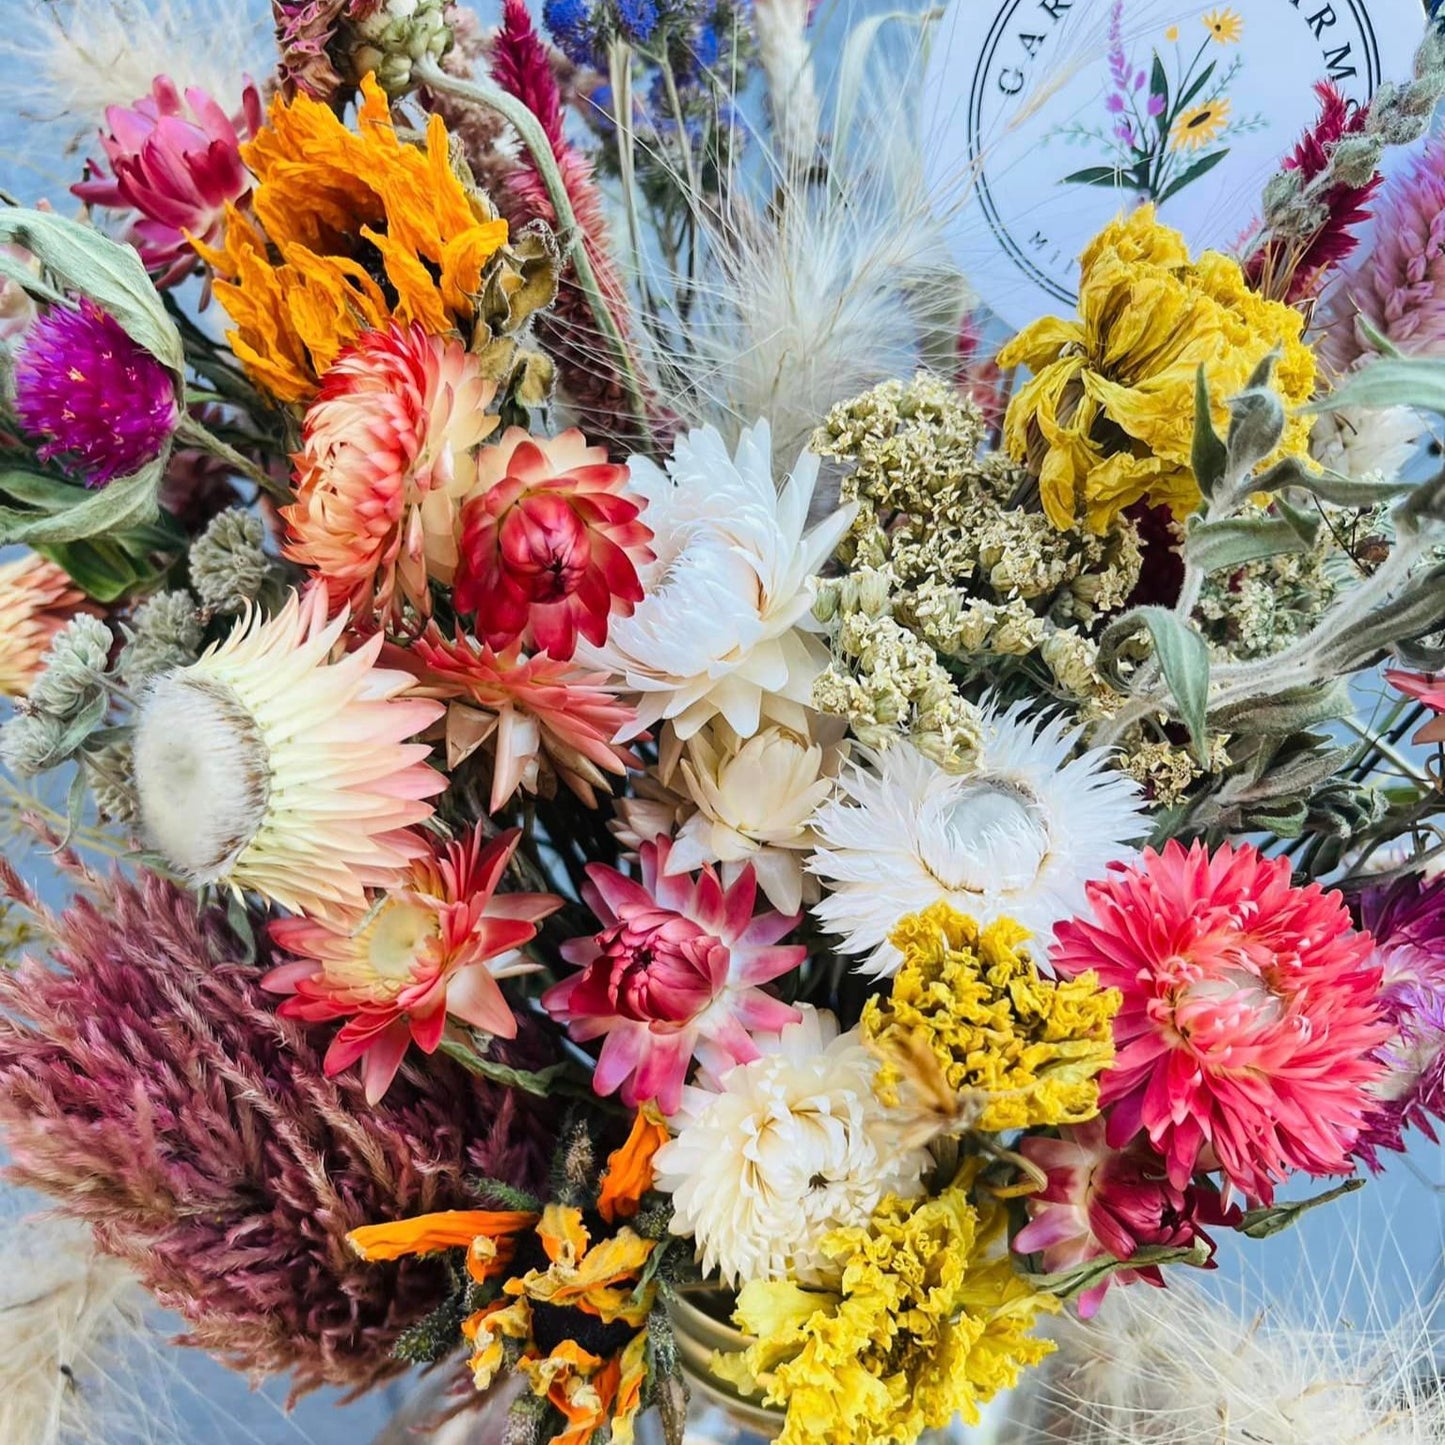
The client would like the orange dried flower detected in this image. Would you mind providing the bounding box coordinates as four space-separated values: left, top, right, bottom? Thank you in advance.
196 74 510 404
596 1106 669 1224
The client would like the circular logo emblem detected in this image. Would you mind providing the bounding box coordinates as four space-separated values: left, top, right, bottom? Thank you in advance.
924 0 1425 327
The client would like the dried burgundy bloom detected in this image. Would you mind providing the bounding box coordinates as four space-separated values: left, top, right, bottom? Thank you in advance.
0 868 553 1398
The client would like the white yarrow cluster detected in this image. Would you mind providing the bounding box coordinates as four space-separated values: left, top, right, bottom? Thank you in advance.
580 420 855 742
653 1007 930 1288
809 701 1145 975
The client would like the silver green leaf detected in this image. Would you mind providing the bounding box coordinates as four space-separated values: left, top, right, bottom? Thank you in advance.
0 455 165 545
1099 605 1212 761
1184 515 1311 574
1190 365 1228 501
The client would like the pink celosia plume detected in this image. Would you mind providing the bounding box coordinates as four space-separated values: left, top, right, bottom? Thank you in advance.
1051 840 1391 1204
0 869 553 1397
543 837 803 1114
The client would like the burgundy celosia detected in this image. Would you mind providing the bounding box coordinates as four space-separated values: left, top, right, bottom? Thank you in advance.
0 869 553 1396
1246 82 1380 305
72 75 262 290
543 838 803 1114
455 427 653 658
1351 873 1445 1170
1051 840 1391 1204
1013 1118 1236 1318
14 299 178 486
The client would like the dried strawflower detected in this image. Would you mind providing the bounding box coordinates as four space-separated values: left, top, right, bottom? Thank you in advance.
0 868 551 1395
13 298 179 486
0 554 87 700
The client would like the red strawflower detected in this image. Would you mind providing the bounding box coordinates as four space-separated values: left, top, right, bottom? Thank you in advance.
1051 841 1391 1203
1013 1118 1237 1318
455 427 653 659
265 827 561 1103
542 837 803 1114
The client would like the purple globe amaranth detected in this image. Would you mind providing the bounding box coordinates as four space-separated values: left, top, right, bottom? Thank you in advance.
1352 873 1445 1171
13 297 178 487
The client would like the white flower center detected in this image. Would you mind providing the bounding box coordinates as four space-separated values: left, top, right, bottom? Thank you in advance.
132 672 270 884
917 780 1049 894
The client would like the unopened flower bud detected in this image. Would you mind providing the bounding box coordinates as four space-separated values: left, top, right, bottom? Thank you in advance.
190 508 270 613
119 591 202 685
348 0 453 97
28 614 113 718
86 739 139 824
1327 135 1382 190
0 712 70 777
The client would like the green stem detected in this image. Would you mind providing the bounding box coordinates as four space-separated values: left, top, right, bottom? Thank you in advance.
174 413 288 502
414 59 658 455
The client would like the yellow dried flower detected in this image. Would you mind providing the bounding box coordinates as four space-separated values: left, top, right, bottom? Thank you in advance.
861 903 1120 1132
721 1179 1056 1444
997 206 1316 533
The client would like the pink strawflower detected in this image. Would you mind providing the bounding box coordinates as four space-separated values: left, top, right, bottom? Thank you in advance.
283 323 499 627
1013 1118 1236 1318
14 299 178 487
0 553 88 699
72 76 262 291
407 623 638 812
265 827 561 1103
543 837 803 1114
455 427 653 659
1318 142 1445 375
1351 874 1445 1170
1384 668 1445 744
0 868 551 1397
1051 841 1391 1203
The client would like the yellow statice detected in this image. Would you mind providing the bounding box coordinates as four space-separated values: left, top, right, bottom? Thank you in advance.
861 903 1119 1133
719 1180 1056 1445
196 74 556 405
997 206 1316 532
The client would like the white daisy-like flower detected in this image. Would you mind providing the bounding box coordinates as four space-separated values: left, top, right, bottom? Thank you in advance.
132 589 444 919
577 420 855 741
653 1006 929 1288
808 702 1145 976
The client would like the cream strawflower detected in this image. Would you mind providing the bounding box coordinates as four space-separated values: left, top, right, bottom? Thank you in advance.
664 715 844 915
653 1006 928 1288
578 420 855 740
809 703 1144 976
132 589 444 918
0 553 87 699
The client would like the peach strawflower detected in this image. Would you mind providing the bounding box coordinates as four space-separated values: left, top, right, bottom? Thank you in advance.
265 827 560 1102
408 624 637 813
283 323 499 626
131 589 445 918
0 553 87 698
455 427 653 661
1052 841 1391 1203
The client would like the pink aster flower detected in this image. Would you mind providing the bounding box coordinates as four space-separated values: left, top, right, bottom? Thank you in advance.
282 324 499 627
72 76 263 291
14 298 179 487
1051 841 1391 1203
1351 874 1445 1169
264 827 560 1103
406 623 638 812
1013 1118 1237 1318
455 427 653 660
542 837 803 1114
1384 668 1445 744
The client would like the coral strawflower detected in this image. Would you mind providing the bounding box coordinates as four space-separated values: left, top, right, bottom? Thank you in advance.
408 623 637 812
265 826 560 1103
1051 841 1391 1202
13 298 179 486
195 74 515 405
72 75 262 291
132 589 444 919
543 837 804 1114
455 427 653 660
0 553 88 699
997 207 1315 532
282 322 499 626
1013 1118 1236 1318
1384 668 1445 744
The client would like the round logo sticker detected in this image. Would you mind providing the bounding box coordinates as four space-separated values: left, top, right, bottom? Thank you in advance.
923 0 1426 327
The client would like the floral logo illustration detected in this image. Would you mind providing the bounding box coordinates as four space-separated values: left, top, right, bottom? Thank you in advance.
1052 5 1265 206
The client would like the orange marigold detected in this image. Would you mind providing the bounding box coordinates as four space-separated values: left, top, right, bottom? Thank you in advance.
196 74 526 405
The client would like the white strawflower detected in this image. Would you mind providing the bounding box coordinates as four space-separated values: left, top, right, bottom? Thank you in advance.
131 589 444 918
578 421 855 741
808 702 1144 976
653 1006 929 1289
665 716 844 915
